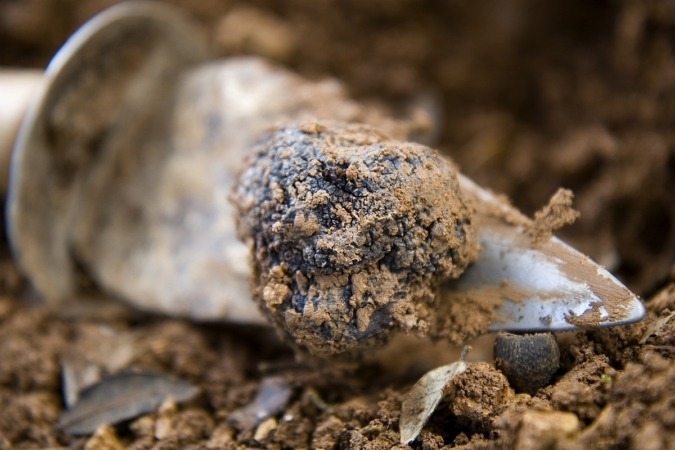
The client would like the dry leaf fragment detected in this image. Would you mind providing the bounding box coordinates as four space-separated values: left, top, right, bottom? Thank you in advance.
228 376 293 431
60 327 136 407
61 354 103 408
58 372 200 435
639 310 675 344
399 346 471 445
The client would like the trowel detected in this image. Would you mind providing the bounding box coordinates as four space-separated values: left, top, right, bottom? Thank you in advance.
1 2 644 339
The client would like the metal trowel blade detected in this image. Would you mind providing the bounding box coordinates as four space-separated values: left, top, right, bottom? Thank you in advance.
448 175 645 332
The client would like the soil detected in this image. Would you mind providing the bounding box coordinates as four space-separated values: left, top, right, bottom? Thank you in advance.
0 1 674 449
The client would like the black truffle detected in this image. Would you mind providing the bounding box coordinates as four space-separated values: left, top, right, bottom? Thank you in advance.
232 121 477 356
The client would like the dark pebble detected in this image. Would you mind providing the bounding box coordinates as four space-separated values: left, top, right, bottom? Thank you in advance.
494 332 560 395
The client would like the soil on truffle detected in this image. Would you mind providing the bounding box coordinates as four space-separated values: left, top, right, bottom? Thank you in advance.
1 1 674 449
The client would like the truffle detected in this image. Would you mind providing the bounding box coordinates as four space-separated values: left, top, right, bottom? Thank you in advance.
232 121 477 356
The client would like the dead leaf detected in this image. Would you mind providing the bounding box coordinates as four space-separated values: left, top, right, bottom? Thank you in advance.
639 310 675 344
228 376 293 430
399 346 471 445
58 372 200 435
61 353 103 408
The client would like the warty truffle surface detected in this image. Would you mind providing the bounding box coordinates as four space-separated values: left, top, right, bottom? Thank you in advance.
232 121 477 356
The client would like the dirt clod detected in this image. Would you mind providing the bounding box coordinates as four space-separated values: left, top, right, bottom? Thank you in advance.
515 410 580 450
547 354 615 423
527 188 580 245
447 362 511 431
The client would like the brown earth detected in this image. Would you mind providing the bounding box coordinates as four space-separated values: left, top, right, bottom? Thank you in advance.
0 1 674 449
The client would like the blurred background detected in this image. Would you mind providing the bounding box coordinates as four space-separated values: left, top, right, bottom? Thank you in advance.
1 0 673 296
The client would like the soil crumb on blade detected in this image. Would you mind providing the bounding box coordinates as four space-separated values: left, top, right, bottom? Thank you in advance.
527 188 580 245
232 121 477 357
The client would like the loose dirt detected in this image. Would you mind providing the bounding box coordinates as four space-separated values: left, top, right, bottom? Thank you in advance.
0 1 673 449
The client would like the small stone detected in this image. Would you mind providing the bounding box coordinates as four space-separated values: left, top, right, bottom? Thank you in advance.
84 425 124 450
129 414 155 438
154 397 178 440
312 416 345 449
632 421 666 450
494 332 560 395
206 423 235 448
254 417 278 442
515 410 579 450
